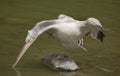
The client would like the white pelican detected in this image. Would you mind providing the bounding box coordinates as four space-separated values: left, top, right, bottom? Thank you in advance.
12 14 105 68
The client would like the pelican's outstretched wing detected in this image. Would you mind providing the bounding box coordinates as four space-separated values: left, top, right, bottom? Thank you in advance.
58 14 76 22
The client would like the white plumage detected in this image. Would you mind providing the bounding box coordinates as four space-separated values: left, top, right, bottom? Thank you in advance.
12 14 105 68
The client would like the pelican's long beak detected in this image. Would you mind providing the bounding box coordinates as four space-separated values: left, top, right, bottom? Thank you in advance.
12 38 36 68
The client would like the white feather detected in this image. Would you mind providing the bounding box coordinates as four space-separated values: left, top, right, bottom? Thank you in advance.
12 14 105 67
26 14 104 50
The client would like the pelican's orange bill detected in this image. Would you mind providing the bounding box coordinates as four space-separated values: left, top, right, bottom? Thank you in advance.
12 38 36 68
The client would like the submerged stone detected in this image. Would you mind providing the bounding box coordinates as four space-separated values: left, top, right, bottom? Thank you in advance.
41 54 79 72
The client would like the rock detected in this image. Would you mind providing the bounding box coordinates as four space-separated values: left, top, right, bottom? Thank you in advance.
41 54 79 72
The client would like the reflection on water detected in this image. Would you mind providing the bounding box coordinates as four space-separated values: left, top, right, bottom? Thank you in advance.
12 68 22 76
59 71 87 76
12 68 87 76
95 65 112 73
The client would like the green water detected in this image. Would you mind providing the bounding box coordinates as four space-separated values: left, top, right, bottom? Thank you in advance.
0 0 120 76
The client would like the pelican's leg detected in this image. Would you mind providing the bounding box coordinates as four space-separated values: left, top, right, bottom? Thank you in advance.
77 39 87 52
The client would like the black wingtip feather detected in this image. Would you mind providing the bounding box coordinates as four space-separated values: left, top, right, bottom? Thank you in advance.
97 31 105 42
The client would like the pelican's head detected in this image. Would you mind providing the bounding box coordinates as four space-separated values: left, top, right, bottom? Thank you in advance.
12 30 38 68
86 18 105 42
26 30 38 43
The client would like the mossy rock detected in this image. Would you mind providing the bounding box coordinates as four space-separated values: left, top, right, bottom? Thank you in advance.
41 54 79 72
